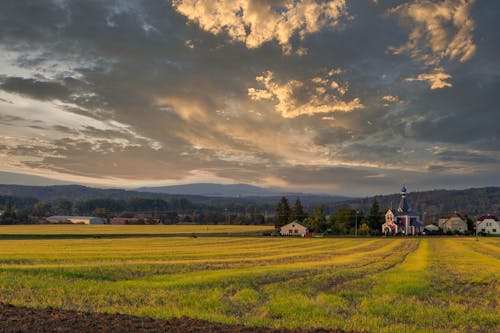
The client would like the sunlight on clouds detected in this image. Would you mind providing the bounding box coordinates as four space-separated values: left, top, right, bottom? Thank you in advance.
248 70 363 118
405 70 452 89
389 0 476 89
173 0 349 54
382 95 399 102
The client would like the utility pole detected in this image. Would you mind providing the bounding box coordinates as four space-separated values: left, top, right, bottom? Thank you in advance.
355 210 359 237
475 220 478 241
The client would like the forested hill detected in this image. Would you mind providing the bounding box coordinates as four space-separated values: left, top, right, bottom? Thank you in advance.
0 184 498 218
0 184 345 206
0 184 203 202
328 187 500 218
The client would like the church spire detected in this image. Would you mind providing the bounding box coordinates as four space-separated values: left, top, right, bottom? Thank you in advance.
397 186 409 213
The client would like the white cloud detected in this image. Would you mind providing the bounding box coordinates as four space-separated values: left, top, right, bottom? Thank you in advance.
248 70 363 118
173 0 349 54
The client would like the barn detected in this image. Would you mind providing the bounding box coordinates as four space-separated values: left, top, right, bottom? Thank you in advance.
46 216 106 224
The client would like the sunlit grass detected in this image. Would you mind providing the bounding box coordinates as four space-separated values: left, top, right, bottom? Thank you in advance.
0 224 274 235
0 233 498 332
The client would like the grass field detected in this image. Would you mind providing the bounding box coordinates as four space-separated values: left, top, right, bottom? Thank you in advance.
0 228 498 332
0 224 274 237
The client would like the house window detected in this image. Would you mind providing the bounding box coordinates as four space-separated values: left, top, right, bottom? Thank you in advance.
493 229 497 232
481 229 485 232
294 229 299 233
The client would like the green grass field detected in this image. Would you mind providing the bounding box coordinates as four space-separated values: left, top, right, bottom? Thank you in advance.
0 227 498 332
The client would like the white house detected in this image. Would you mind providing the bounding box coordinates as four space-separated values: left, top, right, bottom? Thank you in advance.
46 216 106 225
280 221 310 237
439 213 468 233
476 215 499 235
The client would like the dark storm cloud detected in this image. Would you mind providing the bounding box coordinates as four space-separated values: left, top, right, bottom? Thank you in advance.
0 0 498 194
0 77 70 101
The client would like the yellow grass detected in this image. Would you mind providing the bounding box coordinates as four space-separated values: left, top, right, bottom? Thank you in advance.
0 224 274 235
0 233 498 332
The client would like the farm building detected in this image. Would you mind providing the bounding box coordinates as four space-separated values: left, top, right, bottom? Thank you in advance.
382 186 423 235
476 215 499 235
280 221 310 237
438 213 468 233
46 216 106 224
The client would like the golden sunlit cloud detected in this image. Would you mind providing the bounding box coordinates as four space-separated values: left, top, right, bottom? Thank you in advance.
405 70 453 89
248 70 363 118
390 0 476 89
173 0 349 54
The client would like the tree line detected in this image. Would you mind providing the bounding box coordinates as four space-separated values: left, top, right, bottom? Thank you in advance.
274 196 385 235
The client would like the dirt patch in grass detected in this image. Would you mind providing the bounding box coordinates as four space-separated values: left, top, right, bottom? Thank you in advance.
0 302 365 333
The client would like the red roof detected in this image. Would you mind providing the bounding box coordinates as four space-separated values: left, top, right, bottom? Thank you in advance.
477 215 498 221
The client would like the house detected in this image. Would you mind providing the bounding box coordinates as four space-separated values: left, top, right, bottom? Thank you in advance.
476 215 499 235
46 216 106 224
280 220 310 237
438 213 468 233
382 186 423 235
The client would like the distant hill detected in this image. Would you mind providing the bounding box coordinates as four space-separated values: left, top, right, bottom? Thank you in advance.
0 184 498 218
328 187 500 219
0 184 184 203
0 184 347 205
137 183 309 197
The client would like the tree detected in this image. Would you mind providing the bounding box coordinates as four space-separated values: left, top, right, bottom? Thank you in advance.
0 201 14 225
290 198 307 222
92 207 110 218
330 208 360 235
308 203 328 232
56 199 73 215
358 223 370 235
32 201 51 218
275 197 291 229
368 199 384 232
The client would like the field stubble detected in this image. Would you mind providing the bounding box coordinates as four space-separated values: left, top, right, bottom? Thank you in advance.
0 228 498 333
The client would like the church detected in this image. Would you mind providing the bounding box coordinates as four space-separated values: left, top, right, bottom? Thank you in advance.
382 186 423 235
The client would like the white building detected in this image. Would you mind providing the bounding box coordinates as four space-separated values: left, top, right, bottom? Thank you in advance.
476 215 499 235
439 213 468 233
46 216 106 225
280 221 310 237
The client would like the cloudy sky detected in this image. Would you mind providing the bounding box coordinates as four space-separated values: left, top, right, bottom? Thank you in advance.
0 0 498 196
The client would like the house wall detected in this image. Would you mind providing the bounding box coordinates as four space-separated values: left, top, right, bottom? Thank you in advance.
477 219 500 235
442 217 467 233
280 223 308 236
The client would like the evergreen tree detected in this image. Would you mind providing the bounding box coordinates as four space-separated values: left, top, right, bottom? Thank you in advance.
275 197 291 229
368 199 384 231
290 198 307 222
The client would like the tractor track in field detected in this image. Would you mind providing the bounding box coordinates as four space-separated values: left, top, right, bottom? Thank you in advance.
0 302 365 333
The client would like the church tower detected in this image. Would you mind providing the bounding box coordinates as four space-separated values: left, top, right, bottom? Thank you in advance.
382 186 423 235
397 186 409 213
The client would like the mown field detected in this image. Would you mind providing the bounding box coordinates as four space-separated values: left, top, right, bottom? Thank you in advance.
0 224 274 236
0 228 498 332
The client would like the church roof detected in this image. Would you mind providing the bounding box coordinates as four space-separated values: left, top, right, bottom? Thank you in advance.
398 194 409 213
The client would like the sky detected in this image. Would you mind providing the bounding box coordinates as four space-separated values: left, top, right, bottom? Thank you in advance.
0 0 499 196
